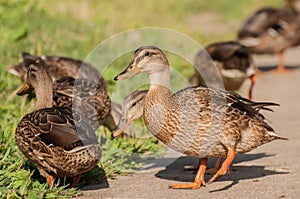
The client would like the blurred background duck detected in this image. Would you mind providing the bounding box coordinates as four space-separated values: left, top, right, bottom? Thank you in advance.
189 41 256 99
114 46 287 189
237 0 300 73
15 58 101 188
8 52 120 132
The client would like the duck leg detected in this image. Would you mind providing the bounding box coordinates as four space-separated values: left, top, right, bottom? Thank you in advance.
71 175 81 188
274 51 289 73
206 156 223 174
47 175 55 189
208 147 236 184
169 157 208 189
183 156 223 173
248 74 256 100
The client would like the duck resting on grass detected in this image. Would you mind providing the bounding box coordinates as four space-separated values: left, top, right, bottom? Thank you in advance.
15 59 101 188
8 52 119 132
114 46 288 189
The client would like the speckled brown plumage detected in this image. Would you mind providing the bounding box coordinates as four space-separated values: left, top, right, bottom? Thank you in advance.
114 46 288 189
15 59 101 188
8 53 115 131
15 107 101 178
8 52 104 84
53 76 111 131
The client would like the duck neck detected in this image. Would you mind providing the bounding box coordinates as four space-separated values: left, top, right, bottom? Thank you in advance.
148 67 171 92
34 79 53 110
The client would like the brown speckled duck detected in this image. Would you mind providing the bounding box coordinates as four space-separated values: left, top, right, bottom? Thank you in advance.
52 76 111 131
114 46 288 189
238 0 300 72
189 41 256 99
8 52 103 82
8 52 118 132
15 59 101 188
112 90 147 138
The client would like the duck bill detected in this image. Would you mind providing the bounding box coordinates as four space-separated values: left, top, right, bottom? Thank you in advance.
114 62 141 81
112 118 131 138
17 83 34 96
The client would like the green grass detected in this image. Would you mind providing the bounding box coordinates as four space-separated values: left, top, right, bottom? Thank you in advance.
0 0 284 198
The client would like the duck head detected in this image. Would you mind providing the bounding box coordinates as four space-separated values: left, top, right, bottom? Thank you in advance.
17 58 51 96
112 90 147 138
114 46 169 81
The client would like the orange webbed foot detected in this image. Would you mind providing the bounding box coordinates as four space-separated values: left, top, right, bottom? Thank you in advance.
208 148 236 184
169 179 206 189
169 158 208 189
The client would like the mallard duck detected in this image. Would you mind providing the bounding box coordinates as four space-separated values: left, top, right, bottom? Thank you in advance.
189 41 256 99
237 0 300 72
112 90 147 138
114 46 288 189
15 59 101 188
8 52 118 132
7 52 103 82
52 76 111 131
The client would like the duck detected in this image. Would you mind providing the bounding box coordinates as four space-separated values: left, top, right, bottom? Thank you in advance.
15 58 101 188
237 0 300 72
114 46 288 189
7 52 103 82
52 76 111 131
112 90 147 138
189 41 256 99
8 52 119 132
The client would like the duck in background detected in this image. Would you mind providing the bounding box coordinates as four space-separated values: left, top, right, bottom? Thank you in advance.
189 41 256 99
112 90 147 138
15 58 101 188
237 0 300 73
115 46 288 189
7 52 120 132
7 52 102 82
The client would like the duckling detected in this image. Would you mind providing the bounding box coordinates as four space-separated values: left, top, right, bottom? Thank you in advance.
114 46 287 189
15 59 101 188
189 41 256 99
112 90 147 138
237 0 300 72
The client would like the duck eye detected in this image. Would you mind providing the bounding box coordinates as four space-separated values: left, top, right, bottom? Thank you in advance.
145 52 150 56
132 102 137 107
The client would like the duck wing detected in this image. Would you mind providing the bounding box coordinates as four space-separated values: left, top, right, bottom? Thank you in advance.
27 107 99 150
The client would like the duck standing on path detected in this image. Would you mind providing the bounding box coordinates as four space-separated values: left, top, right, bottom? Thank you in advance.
114 46 287 189
15 59 101 188
237 0 300 73
189 41 256 99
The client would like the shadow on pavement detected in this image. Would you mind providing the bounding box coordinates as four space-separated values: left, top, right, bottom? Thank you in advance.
155 153 288 191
